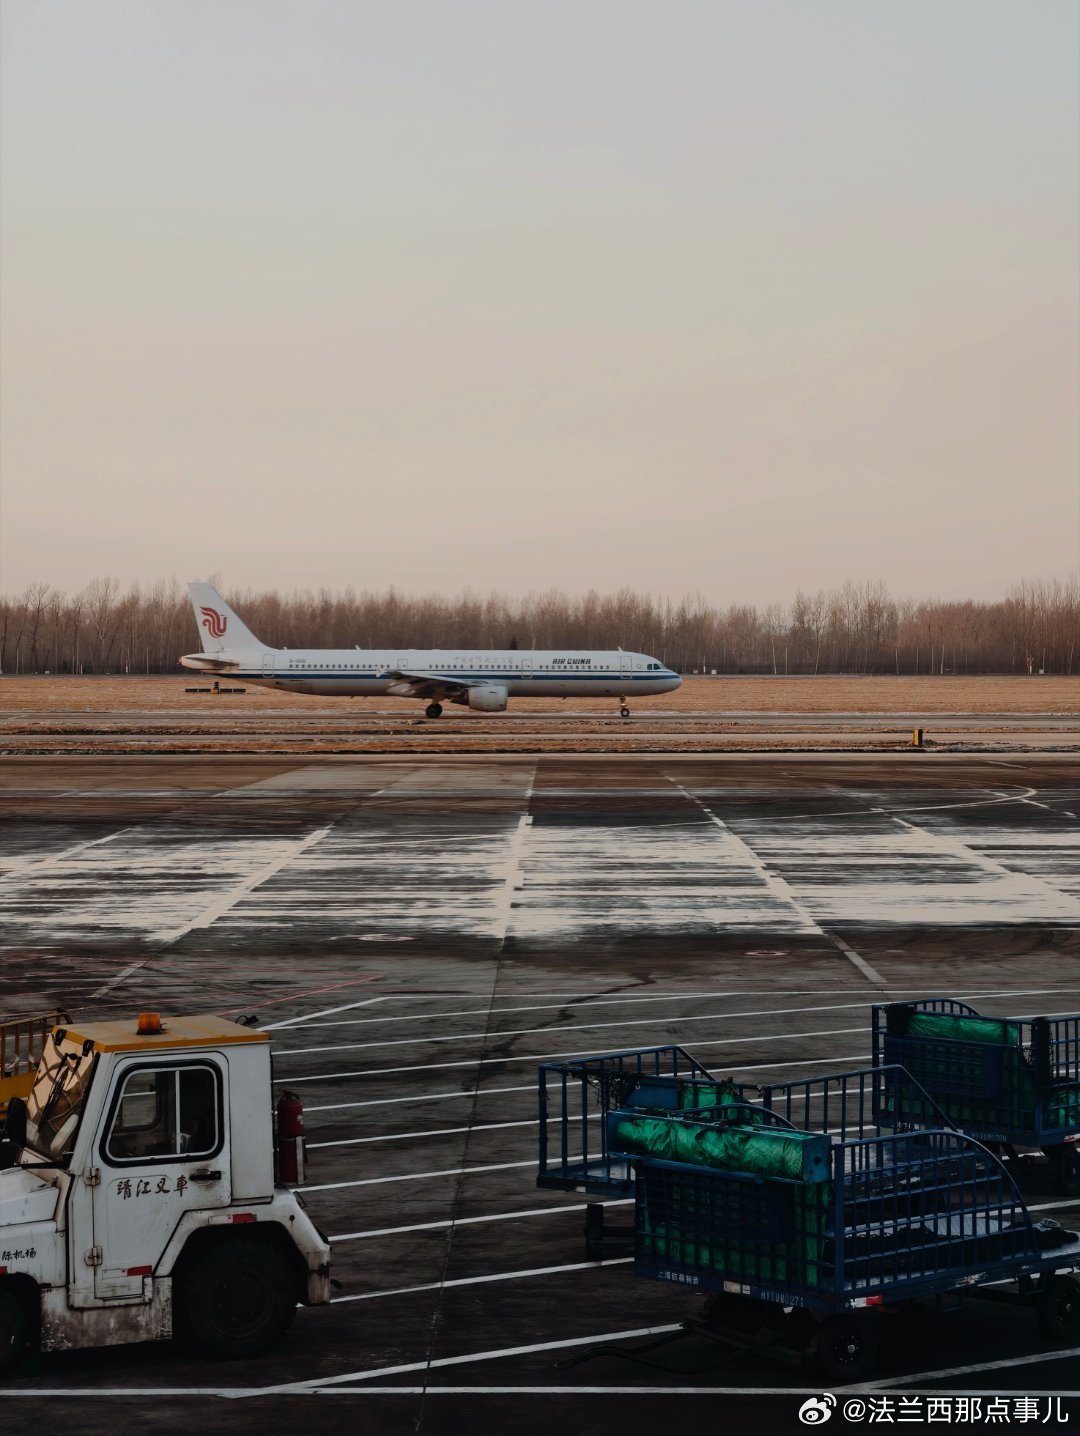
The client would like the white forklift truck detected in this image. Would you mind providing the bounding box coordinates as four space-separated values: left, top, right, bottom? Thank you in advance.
0 1010 331 1373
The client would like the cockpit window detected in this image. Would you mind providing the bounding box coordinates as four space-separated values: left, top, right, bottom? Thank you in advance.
23 1037 97 1165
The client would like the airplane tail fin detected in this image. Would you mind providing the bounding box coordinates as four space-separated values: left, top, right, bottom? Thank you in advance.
187 583 265 654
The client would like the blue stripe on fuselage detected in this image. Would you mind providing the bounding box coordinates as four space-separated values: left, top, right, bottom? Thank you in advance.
230 671 675 682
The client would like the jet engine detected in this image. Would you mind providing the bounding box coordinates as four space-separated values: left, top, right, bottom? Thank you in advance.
464 684 509 712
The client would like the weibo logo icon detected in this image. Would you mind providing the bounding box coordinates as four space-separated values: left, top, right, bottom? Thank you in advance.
200 606 227 639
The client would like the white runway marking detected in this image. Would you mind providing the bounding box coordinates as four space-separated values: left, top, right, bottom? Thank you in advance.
306 1083 532 1113
282 1029 867 1083
293 984 1078 1030
277 997 883 1056
259 1323 682 1395
308 1115 559 1149
330 1256 632 1303
864 1346 1080 1390
827 932 887 989
305 1157 536 1192
329 1198 633 1243
159 823 335 941
321 1384 1080 1397
672 781 826 933
264 995 387 1032
0 826 132 876
1 829 326 945
491 813 532 941
5 780 1076 943
9 1382 1079 1401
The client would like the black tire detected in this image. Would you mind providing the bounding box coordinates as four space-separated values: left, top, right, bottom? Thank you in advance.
620 706 631 719
584 1203 605 1261
425 702 443 719
0 1285 30 1377
1036 1275 1080 1341
813 1312 879 1382
1055 1145 1080 1198
176 1238 296 1359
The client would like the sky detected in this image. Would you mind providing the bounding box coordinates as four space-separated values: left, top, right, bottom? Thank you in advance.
2 0 1078 606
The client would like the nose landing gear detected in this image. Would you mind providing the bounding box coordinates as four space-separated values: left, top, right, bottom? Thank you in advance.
425 702 443 719
619 700 631 719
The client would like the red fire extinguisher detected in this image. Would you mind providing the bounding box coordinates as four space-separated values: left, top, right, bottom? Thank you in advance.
275 1091 307 1185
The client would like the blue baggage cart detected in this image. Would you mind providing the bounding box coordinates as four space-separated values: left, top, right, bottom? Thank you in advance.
872 997 1080 1194
540 1050 1080 1379
537 1045 785 1258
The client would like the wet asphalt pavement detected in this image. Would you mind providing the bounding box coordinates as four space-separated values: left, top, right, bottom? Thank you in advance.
1 752 1079 1433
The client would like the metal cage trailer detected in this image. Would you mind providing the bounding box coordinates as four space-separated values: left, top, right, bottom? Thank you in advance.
537 1045 786 1259
873 998 1080 1195
539 1050 1080 1380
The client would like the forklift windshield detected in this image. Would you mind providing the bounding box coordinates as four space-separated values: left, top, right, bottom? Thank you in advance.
23 1036 96 1165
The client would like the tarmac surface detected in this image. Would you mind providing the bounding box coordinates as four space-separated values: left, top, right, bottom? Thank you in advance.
1 752 1079 1432
4 703 1079 755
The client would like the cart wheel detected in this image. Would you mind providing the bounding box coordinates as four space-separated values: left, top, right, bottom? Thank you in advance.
1036 1275 1080 1341
584 1203 605 1261
813 1312 880 1382
1055 1145 1080 1198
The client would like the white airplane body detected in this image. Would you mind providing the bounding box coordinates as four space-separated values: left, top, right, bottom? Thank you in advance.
180 583 681 716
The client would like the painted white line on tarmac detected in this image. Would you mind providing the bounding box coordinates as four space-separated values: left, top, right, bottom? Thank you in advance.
826 931 888 989
672 781 889 985
306 1157 536 1191
91 960 148 999
255 1322 683 1395
307 1083 532 1113
330 1197 632 1243
671 782 824 930
277 986 1080 1032
886 810 1080 914
294 998 1080 1056
308 1115 574 1150
0 826 133 877
292 983 1070 1031
330 1256 632 1302
278 999 878 1057
9 1384 1079 1401
862 1345 1080 1390
322 1386 1080 1397
265 995 388 1031
492 811 533 941
158 823 335 942
289 1049 869 1086
282 1026 867 1083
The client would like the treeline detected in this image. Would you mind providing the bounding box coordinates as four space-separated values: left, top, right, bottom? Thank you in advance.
1 576 1077 675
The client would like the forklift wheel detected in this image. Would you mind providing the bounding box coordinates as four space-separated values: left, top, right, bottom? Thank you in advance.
812 1311 879 1383
1036 1275 1080 1341
0 1285 30 1376
176 1238 297 1359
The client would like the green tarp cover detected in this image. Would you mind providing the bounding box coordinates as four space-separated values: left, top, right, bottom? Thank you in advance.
614 1116 829 1182
890 1013 1080 1132
677 1078 759 1117
906 1012 1021 1046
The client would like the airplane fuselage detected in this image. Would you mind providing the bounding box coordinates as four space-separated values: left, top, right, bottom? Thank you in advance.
180 648 680 700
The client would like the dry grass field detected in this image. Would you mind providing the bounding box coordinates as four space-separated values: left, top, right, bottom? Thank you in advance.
2 672 1077 715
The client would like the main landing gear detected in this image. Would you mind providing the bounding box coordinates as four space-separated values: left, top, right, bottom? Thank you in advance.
425 702 443 719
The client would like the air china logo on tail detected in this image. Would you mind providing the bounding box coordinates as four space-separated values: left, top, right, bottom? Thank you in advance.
200 606 227 639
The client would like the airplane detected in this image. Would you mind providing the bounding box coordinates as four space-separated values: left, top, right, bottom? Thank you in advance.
180 582 681 717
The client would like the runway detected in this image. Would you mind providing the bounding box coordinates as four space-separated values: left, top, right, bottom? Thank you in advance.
1 753 1079 1430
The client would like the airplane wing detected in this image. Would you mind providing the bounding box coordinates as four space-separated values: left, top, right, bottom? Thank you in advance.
379 669 476 699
